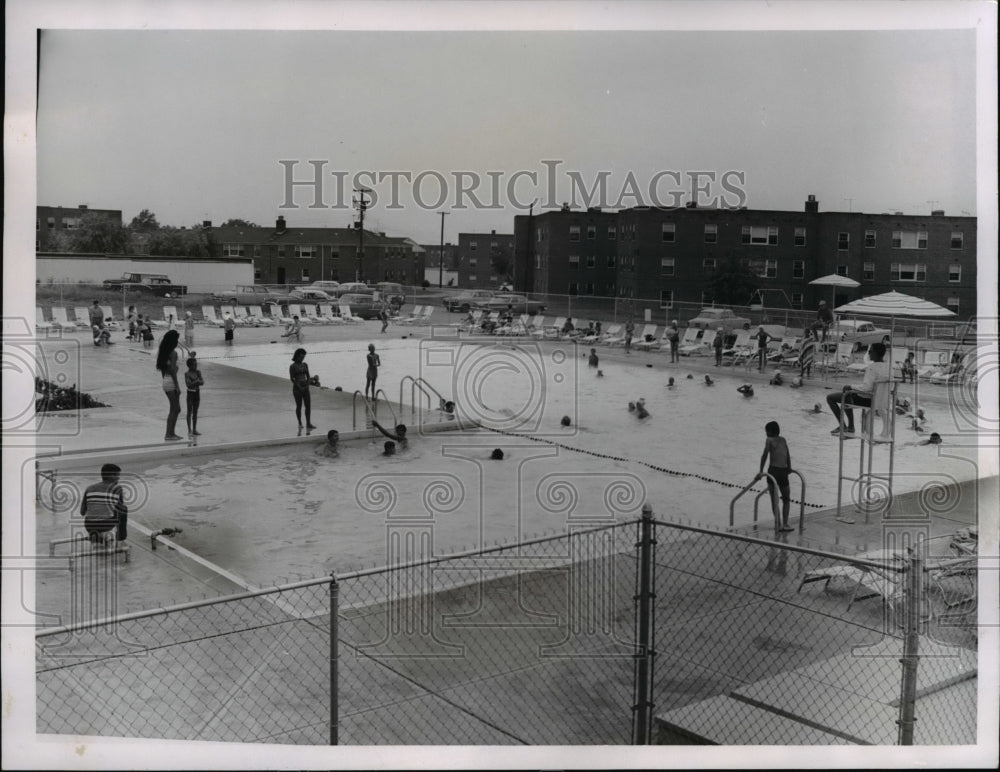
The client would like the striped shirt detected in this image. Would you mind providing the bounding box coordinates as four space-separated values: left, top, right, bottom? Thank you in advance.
80 481 126 526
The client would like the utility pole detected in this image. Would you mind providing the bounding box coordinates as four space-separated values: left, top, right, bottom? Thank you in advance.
438 211 449 288
353 188 371 282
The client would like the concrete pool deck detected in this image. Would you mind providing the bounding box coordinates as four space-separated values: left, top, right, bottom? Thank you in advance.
29 320 990 749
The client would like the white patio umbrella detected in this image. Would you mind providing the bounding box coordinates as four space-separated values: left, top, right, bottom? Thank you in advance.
809 274 861 377
835 290 956 411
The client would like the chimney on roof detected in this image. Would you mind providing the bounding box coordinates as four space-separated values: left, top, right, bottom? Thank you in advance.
491 229 496 235
78 204 88 210
202 220 212 228
895 211 904 216
805 195 819 213
931 209 945 216
561 202 570 211
276 215 287 232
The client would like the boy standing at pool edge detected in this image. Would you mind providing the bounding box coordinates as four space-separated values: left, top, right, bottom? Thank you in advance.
756 421 793 533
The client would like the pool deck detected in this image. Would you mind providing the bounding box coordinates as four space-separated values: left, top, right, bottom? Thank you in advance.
27 319 993 750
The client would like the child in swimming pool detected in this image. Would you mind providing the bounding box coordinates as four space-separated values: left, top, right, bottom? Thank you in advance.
588 348 599 368
755 420 793 532
317 429 340 457
738 384 754 397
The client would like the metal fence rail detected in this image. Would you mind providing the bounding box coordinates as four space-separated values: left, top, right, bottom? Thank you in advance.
35 513 978 746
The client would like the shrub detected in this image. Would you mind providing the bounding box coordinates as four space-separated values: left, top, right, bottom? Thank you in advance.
35 378 109 412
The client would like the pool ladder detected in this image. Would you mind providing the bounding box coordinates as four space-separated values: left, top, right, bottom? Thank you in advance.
729 470 807 533
399 375 450 425
352 390 400 434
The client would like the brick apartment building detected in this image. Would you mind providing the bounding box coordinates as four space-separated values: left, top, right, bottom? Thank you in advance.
36 204 123 251
208 216 425 286
454 230 515 289
513 195 977 318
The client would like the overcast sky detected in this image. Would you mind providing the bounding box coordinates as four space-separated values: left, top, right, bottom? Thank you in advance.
37 26 977 243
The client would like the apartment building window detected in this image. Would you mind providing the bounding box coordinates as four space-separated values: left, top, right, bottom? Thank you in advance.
836 264 849 277
276 246 285 258
470 241 477 251
659 290 674 309
703 257 717 272
36 219 40 231
946 297 960 314
294 245 316 258
890 263 927 281
742 225 778 245
661 223 676 243
586 225 596 240
534 255 541 269
791 292 804 310
660 257 675 276
701 290 714 305
585 283 595 295
864 230 876 248
837 232 850 250
892 230 928 249
607 255 616 268
743 257 777 278
62 217 80 230
951 231 964 249
863 262 875 281
468 275 477 283
569 226 580 242
586 255 596 268
491 240 498 249
468 258 477 268
568 255 579 267
254 269 262 280
792 260 804 279
794 227 806 247
704 224 718 243
569 282 579 295
301 269 310 281
223 244 245 257
949 264 961 282
47 217 56 230
254 245 261 257
536 227 544 241
608 225 616 240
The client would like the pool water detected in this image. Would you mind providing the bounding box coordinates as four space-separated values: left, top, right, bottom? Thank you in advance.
100 337 978 587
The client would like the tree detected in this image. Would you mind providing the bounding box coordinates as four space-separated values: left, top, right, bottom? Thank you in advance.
129 208 160 232
48 212 132 254
221 218 258 228
145 226 211 257
706 256 761 305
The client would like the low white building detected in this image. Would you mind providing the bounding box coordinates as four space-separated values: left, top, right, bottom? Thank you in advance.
36 253 254 294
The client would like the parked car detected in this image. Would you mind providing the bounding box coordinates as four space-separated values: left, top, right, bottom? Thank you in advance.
473 293 546 316
373 282 406 309
102 272 187 297
331 282 374 297
835 319 893 347
443 289 497 312
688 307 752 331
211 285 293 305
309 281 341 293
290 287 333 301
338 293 382 319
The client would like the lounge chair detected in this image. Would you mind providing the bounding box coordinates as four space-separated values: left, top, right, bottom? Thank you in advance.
414 306 435 325
917 350 955 380
247 305 278 326
36 307 53 332
797 549 906 611
338 305 363 323
677 327 707 356
217 305 237 329
317 304 343 324
635 327 665 352
99 306 121 330
202 305 224 327
232 306 256 326
542 317 566 339
301 304 332 325
598 324 623 345
273 304 295 325
526 315 548 337
395 305 424 324
50 307 81 331
162 306 180 328
74 307 94 330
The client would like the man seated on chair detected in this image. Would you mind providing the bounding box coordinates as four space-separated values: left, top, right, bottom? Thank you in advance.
80 463 128 545
826 341 890 437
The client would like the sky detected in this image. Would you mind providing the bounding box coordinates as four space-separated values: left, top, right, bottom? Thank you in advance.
35 24 979 244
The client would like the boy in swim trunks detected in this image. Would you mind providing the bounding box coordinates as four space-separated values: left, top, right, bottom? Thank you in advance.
756 420 793 532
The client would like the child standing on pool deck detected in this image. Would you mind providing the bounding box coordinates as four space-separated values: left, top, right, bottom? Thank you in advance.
184 356 204 436
365 344 381 399
756 421 793 532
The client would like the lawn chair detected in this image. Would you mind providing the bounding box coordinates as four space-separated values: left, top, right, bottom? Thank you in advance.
721 330 751 360
338 305 363 323
232 306 256 326
36 307 53 332
162 305 179 328
917 350 954 380
74 307 94 330
247 305 278 326
202 305 225 327
542 317 566 339
635 327 665 352
817 342 857 375
272 304 295 325
598 324 623 345
414 306 435 325
395 305 424 324
677 327 706 356
526 315 548 337
317 304 344 324
631 324 658 348
99 305 121 330
301 304 332 325
50 307 81 331
797 549 906 611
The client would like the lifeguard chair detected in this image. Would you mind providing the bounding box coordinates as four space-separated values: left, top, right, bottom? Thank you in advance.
835 379 898 523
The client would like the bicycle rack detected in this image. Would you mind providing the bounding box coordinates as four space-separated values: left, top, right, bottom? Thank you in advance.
729 469 807 532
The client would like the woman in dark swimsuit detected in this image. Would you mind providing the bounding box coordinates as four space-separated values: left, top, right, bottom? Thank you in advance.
290 348 317 430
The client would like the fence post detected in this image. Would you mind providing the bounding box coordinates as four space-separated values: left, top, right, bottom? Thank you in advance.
632 503 655 744
329 573 339 745
897 548 922 745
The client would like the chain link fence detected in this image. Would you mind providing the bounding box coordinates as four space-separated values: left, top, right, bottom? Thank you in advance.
36 515 978 745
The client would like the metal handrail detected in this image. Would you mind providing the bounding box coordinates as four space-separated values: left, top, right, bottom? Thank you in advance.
399 375 449 423
372 389 399 429
351 390 380 433
729 469 807 532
